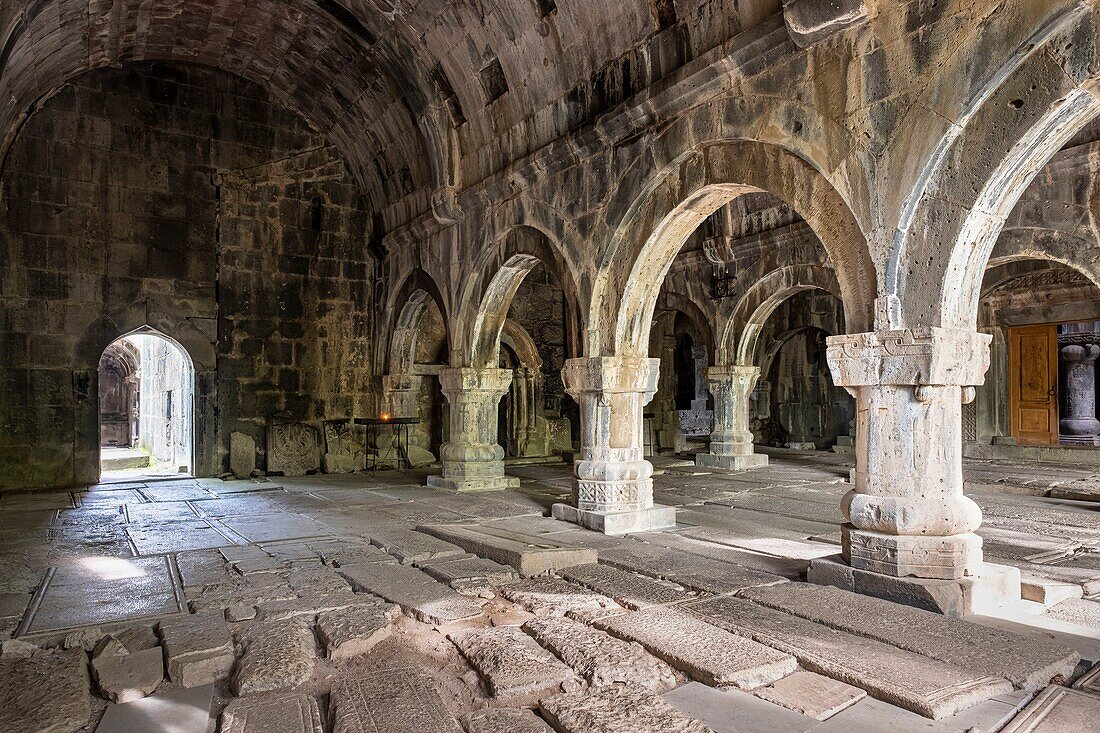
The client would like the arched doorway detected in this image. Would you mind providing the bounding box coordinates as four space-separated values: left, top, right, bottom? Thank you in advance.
98 330 195 479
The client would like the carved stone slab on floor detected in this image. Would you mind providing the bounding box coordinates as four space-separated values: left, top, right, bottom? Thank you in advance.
233 618 316 695
559 563 698 608
317 603 399 661
752 670 866 720
337 562 484 624
539 685 712 733
598 543 787 595
449 625 582 697
497 577 623 618
593 606 796 689
417 523 598 576
461 708 555 733
220 693 324 733
158 611 235 687
329 668 464 733
0 649 90 733
999 685 1100 733
686 595 1013 719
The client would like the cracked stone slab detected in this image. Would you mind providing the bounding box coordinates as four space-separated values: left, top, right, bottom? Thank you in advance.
1000 684 1100 732
539 685 713 733
233 618 316 695
218 513 334 543
178 551 233 591
317 603 399 661
417 554 518 590
461 708 555 733
497 577 623 618
739 583 1079 691
559 563 698 608
687 595 1013 719
255 590 373 622
523 616 677 691
310 539 397 567
418 523 598 576
158 611 235 687
220 692 324 733
330 668 464 733
593 606 796 689
0 649 90 733
753 670 866 720
598 543 787 595
337 562 484 624
367 528 465 564
449 625 581 697
91 639 164 702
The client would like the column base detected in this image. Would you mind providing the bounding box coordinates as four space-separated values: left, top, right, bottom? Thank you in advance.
842 525 983 580
695 452 769 470
426 474 520 493
809 554 1021 617
551 502 676 535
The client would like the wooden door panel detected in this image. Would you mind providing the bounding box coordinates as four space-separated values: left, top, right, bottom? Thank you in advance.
1009 324 1059 446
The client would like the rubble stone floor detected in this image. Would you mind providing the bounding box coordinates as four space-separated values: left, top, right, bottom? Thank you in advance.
0 450 1098 733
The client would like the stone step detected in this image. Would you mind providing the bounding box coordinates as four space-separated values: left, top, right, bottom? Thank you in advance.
1000 685 1100 733
220 693 324 733
416 523 597 576
738 583 1078 691
593 606 797 689
558 563 699 609
330 668 464 733
598 541 788 595
337 562 484 624
686 595 1013 719
523 616 678 691
539 685 712 733
448 626 581 697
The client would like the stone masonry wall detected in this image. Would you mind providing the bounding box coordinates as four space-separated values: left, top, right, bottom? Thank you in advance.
0 62 372 489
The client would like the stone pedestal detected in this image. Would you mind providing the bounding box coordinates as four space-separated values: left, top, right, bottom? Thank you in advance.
825 328 991 581
551 357 675 534
427 368 519 493
696 366 768 471
1058 331 1100 445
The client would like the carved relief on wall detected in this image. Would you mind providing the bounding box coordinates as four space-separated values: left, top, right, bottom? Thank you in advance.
267 415 321 476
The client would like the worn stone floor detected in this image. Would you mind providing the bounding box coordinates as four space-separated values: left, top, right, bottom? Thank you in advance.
0 452 1097 733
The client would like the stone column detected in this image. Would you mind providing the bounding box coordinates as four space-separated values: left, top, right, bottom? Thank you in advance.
551 356 676 534
825 328 990 580
1058 331 1100 444
696 365 768 470
381 374 422 419
426 367 519 493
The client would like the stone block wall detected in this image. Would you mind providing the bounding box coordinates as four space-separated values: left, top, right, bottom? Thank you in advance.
0 62 372 489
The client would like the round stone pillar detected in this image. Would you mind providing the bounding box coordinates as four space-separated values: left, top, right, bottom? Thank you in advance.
1058 332 1100 443
426 367 519 493
826 328 991 580
551 356 676 535
696 365 768 470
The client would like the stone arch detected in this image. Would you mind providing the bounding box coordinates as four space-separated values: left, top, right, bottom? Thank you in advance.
596 139 875 358
987 227 1100 292
501 319 543 370
884 3 1100 329
722 265 841 368
653 290 717 360
74 300 214 373
383 269 449 375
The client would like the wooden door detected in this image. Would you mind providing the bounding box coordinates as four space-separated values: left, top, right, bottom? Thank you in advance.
1008 324 1059 446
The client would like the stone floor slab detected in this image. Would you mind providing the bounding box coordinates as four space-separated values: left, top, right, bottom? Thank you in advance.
753 670 866 720
594 606 796 689
0 649 90 733
158 611 235 687
418 523 598 576
664 682 817 733
1072 661 1100 693
92 643 164 703
220 692 324 733
739 583 1079 691
330 667 464 733
559 562 698 608
233 618 316 695
449 625 581 697
127 519 233 555
687 595 1013 719
218 513 333 543
337 562 484 624
94 683 214 733
998 685 1100 733
416 554 518 591
1045 597 1100 630
497 576 622 618
524 615 677 691
367 527 466 563
599 542 787 595
317 602 398 661
461 708 555 733
539 685 712 733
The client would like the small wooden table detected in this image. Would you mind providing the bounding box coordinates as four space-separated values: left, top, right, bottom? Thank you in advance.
354 417 420 470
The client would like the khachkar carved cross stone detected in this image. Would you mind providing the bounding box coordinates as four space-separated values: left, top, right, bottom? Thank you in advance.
1058 326 1100 445
551 356 676 535
427 367 519 493
825 328 991 581
696 365 769 471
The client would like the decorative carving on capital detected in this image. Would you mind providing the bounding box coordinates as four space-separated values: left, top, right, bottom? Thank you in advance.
561 357 660 401
826 328 991 389
706 365 760 395
437 367 512 399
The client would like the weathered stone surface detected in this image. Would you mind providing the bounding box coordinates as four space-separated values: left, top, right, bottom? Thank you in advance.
461 708 555 733
753 670 866 720
417 554 518 589
739 583 1078 691
599 544 787 595
317 603 399 661
687 595 1012 719
1073 661 1100 694
1045 597 1100 630
539 685 712 733
524 616 677 691
92 643 164 703
419 523 598 576
999 685 1100 733
0 649 90 733
338 562 484 624
497 577 622 618
220 692 324 733
368 528 466 564
231 432 257 479
95 683 214 733
268 418 321 477
158 611 235 687
330 668 464 733
594 606 796 689
449 625 581 697
559 562 697 608
233 619 316 695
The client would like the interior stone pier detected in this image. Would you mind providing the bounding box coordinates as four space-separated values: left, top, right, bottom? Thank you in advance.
1059 326 1100 446
823 328 992 581
696 365 769 470
551 356 676 535
426 367 519 493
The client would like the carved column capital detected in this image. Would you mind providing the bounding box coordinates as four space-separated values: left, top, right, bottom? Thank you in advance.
826 328 991 389
562 357 660 403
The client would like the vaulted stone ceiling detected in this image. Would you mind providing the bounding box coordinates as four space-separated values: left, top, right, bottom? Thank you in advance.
0 0 782 224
